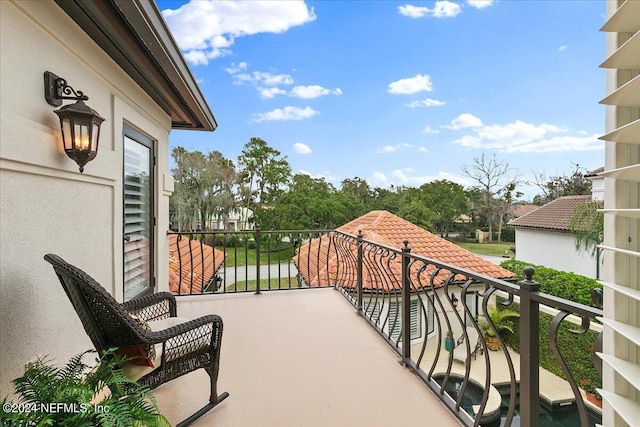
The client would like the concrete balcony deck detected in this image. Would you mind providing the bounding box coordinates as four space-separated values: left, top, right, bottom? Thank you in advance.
153 288 462 427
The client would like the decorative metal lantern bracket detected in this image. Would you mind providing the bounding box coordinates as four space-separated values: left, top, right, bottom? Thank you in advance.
44 71 89 107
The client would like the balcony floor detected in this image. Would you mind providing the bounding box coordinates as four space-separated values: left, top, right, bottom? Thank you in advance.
153 288 462 427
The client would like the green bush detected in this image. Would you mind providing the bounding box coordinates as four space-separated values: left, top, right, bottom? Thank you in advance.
499 259 602 308
499 227 515 242
499 300 601 397
498 259 602 398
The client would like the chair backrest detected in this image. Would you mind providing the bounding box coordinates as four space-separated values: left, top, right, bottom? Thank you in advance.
44 254 143 353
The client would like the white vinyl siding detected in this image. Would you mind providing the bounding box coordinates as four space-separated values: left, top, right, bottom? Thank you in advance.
600 3 640 426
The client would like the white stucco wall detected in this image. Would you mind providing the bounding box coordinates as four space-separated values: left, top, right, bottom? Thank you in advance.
514 228 602 278
0 1 173 396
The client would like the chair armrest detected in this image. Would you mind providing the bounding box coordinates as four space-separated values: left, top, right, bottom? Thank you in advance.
143 315 224 358
122 292 177 321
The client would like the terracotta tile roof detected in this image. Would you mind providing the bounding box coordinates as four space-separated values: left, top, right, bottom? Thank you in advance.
168 234 226 294
509 204 539 218
294 211 515 290
507 195 592 231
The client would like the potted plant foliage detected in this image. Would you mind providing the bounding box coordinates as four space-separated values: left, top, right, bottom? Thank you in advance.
579 378 603 408
478 305 520 351
0 349 170 426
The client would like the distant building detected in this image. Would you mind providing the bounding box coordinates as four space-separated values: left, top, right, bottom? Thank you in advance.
209 207 254 231
508 195 602 278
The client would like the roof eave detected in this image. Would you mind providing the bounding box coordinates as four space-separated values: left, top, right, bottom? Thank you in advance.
54 0 217 131
509 225 570 233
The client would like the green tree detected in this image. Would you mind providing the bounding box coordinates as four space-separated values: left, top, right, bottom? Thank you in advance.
340 177 373 218
271 173 348 229
532 163 592 205
418 180 469 237
237 137 292 227
370 185 402 213
495 181 523 242
170 147 236 231
396 200 436 231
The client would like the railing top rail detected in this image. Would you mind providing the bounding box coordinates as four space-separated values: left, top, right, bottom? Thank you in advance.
334 229 602 318
334 230 521 294
167 229 336 235
532 292 603 319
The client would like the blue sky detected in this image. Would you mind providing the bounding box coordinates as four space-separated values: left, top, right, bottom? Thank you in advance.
156 0 606 201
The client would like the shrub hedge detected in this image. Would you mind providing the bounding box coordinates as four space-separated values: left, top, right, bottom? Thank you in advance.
499 300 602 397
499 259 602 308
498 259 602 397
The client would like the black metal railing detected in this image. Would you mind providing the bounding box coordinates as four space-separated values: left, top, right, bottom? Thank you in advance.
167 229 603 427
167 229 334 295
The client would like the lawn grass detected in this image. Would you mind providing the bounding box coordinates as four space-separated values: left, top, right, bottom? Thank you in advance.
455 241 514 257
217 246 297 266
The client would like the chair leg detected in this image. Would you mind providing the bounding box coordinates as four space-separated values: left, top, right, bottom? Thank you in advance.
175 392 229 427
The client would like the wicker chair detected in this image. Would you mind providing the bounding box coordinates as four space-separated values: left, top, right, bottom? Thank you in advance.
44 254 229 426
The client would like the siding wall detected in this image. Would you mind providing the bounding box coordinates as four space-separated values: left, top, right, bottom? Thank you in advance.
600 1 640 425
514 228 601 278
0 0 173 397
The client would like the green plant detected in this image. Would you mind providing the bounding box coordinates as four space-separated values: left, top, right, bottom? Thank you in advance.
0 349 170 427
478 305 520 338
569 200 604 257
500 259 602 308
499 299 602 401
477 305 519 351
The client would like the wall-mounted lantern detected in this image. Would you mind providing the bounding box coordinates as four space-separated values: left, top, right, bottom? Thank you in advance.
44 71 104 173
451 293 459 309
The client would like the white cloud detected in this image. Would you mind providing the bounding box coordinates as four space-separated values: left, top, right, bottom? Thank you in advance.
260 87 287 99
418 147 429 152
390 169 472 187
298 169 338 182
445 113 483 129
371 172 388 183
405 98 446 108
450 118 603 153
467 0 494 9
388 74 433 95
293 142 312 154
289 85 343 99
503 134 603 153
558 45 568 52
226 64 339 100
231 71 294 86
225 62 248 74
423 125 440 134
375 143 425 154
162 1 316 65
376 145 398 153
253 106 319 122
398 2 461 18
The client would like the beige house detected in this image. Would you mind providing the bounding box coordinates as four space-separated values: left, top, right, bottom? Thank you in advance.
599 1 640 425
0 0 216 397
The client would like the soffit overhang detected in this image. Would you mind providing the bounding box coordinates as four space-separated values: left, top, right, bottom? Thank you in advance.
55 0 217 131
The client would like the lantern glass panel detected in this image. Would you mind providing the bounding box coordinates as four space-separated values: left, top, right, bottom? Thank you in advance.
61 118 72 150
